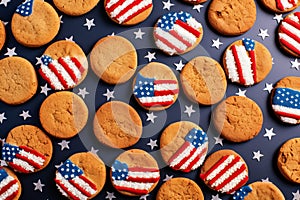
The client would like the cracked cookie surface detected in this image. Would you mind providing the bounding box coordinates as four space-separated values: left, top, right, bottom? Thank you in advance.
53 0 99 16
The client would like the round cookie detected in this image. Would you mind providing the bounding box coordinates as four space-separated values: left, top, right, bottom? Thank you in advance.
11 0 60 47
93 101 142 148
133 62 179 111
0 56 37 105
0 20 5 51
277 138 300 183
213 96 263 143
111 149 160 196
55 152 106 199
182 0 207 5
2 125 52 173
181 56 227 105
200 149 249 194
90 36 137 84
53 0 99 16
223 38 272 86
156 177 204 200
0 167 22 200
39 40 88 90
208 0 256 35
104 0 153 25
271 76 300 124
160 121 208 172
153 11 203 56
39 91 88 139
260 0 300 13
278 12 300 57
233 182 285 200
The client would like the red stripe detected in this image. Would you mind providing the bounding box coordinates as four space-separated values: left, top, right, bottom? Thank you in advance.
288 0 297 6
275 110 300 120
128 167 159 173
123 3 152 23
106 0 127 13
295 12 300 21
154 31 185 53
58 58 77 82
279 38 300 55
8 162 29 173
232 45 246 85
175 20 200 37
154 80 178 84
169 30 193 47
280 23 300 43
79 175 97 190
55 179 80 200
140 100 174 107
276 0 285 10
126 176 160 183
48 63 69 89
19 146 46 160
4 190 19 200
15 154 42 169
38 69 56 89
70 57 85 74
200 155 230 180
249 51 257 83
154 89 179 96
0 179 18 197
114 185 148 195
69 179 93 197
284 18 300 33
168 142 191 165
226 175 249 194
182 147 208 173
114 0 143 21
172 145 197 170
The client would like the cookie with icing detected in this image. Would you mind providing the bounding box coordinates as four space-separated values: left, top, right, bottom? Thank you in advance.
153 11 203 56
182 0 207 5
53 0 99 16
0 20 5 51
260 0 299 13
0 167 22 200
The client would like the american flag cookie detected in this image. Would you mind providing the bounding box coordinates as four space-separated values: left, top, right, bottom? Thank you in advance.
53 0 99 16
0 20 5 51
181 0 207 5
133 62 179 111
160 121 208 173
2 125 52 173
39 40 88 91
111 149 160 196
260 0 299 13
223 38 272 86
0 167 22 200
104 0 153 25
55 152 106 200
200 149 249 194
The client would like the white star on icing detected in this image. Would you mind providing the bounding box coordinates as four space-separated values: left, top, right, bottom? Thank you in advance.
134 28 145 40
78 87 89 99
258 29 270 40
211 38 223 49
58 140 70 151
291 59 300 70
0 0 11 7
147 139 158 150
146 112 157 123
105 191 116 200
214 136 223 146
40 84 51 96
19 110 31 120
235 88 247 97
140 194 149 200
163 174 173 182
252 150 264 162
273 14 283 24
84 18 95 30
193 4 204 13
65 36 74 42
144 51 156 62
4 47 17 57
55 162 63 169
184 105 196 117
33 179 45 192
103 89 115 101
0 113 7 124
174 60 185 71
162 0 174 10
211 194 222 200
90 146 99 155
59 15 64 23
261 177 270 182
263 83 273 93
293 190 300 200
264 128 276 141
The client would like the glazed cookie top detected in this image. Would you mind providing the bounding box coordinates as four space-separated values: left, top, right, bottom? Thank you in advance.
11 0 60 47
53 0 99 16
260 0 299 13
0 21 5 51
154 11 203 56
0 167 22 200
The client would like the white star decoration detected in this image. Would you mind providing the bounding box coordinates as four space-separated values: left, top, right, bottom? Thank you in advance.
264 128 276 140
273 14 283 24
110 32 115 36
163 174 173 182
134 28 145 40
235 88 247 97
184 105 196 117
58 140 70 151
147 139 158 150
293 190 300 200
84 18 95 30
103 89 115 101
146 112 157 123
19 110 31 120
140 194 149 200
144 52 156 62
252 150 264 162
78 87 89 99
90 146 99 155
174 60 185 71
105 191 116 200
193 4 204 13
35 56 43 66
4 47 17 57
211 194 222 200
2 21 8 26
0 0 11 7
261 177 270 182
291 59 300 70
40 84 51 96
55 162 63 169
214 136 223 146
258 29 270 40
0 113 7 124
211 38 223 49
263 83 273 93
33 179 45 192
59 15 64 23
162 0 174 10
65 36 74 42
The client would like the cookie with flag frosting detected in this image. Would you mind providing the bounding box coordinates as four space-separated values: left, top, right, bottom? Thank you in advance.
154 11 203 56
2 125 52 173
160 121 208 173
53 0 99 16
0 20 5 51
111 149 160 196
133 62 179 111
11 0 60 47
200 149 249 194
182 0 207 5
55 152 106 199
271 76 300 124
278 12 300 57
0 167 22 200
104 0 153 25
223 38 272 86
260 0 299 13
39 40 88 90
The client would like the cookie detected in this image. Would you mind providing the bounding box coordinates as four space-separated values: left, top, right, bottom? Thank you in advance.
208 0 256 35
0 167 22 200
104 0 153 25
133 62 179 111
232 182 285 200
93 101 142 148
271 76 300 124
55 152 106 199
11 0 60 47
0 56 38 105
223 38 272 86
213 96 263 143
0 20 5 51
260 0 300 13
156 177 204 200
111 149 160 196
277 138 300 183
2 125 52 173
181 56 227 105
154 11 203 56
278 12 300 57
39 40 88 90
160 121 208 173
200 149 249 194
39 91 88 139
53 0 99 16
90 36 137 84
182 0 207 5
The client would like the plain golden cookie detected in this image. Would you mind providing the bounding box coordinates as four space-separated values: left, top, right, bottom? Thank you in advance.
0 20 5 51
156 177 204 200
0 167 22 200
213 96 263 142
111 149 160 196
0 56 37 105
39 91 88 139
53 0 99 16
90 36 137 84
260 0 300 13
11 0 60 47
93 101 142 148
181 56 227 105
208 0 256 35
55 152 106 199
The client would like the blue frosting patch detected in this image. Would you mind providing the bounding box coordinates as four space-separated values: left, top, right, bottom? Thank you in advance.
185 128 208 148
133 73 155 98
232 185 252 200
157 11 192 31
41 55 53 66
2 143 20 162
242 38 255 51
58 159 83 180
273 88 300 109
0 168 9 182
16 0 34 17
112 160 129 181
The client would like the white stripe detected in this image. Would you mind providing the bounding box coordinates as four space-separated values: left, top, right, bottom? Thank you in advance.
138 94 174 104
51 60 75 87
155 40 176 55
180 144 207 171
186 17 202 29
280 116 298 124
225 50 240 83
128 171 160 179
72 176 97 196
56 184 68 198
154 83 178 92
106 0 118 8
169 144 194 168
234 45 254 86
205 155 235 181
0 176 15 188
155 28 188 51
12 158 34 172
279 33 300 51
19 149 45 166
192 153 207 171
220 170 248 193
110 0 134 18
40 65 64 90
279 0 297 9
113 180 154 191
290 14 300 23
272 104 300 116
0 182 19 200
63 56 82 80
173 24 197 45
282 22 300 37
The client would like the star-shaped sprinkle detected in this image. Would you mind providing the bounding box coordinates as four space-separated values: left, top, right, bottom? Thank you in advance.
84 18 95 30
273 14 283 24
40 84 51 96
163 174 173 182
0 138 5 144
134 28 145 40
4 47 17 57
19 110 31 120
90 146 99 155
293 190 300 200
162 0 174 10
55 162 63 169
65 36 74 42
0 113 7 124
103 89 115 101
263 83 273 93
144 52 156 62
33 179 45 192
78 87 89 99
211 38 223 49
35 56 43 66
174 60 185 71
60 15 64 23
214 136 223 146
146 112 157 123
105 191 116 200
193 4 204 13
0 0 11 7
272 57 275 65
147 139 158 150
291 59 300 70
211 194 222 200
58 140 70 151
264 128 276 141
258 29 270 40
140 194 149 200
2 21 8 26
184 105 196 117
0 160 7 167
261 177 270 182
236 88 247 97
252 150 264 162
110 32 115 36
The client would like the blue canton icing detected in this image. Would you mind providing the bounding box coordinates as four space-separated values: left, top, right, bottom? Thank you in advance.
273 88 300 109
185 128 208 148
242 38 255 51
58 159 83 180
232 185 252 200
41 55 53 66
157 11 192 31
133 73 155 98
16 0 34 17
111 160 129 181
2 143 20 162
0 168 9 182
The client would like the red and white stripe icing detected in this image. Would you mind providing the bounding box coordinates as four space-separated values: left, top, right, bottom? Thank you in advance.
276 0 298 11
0 176 19 200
